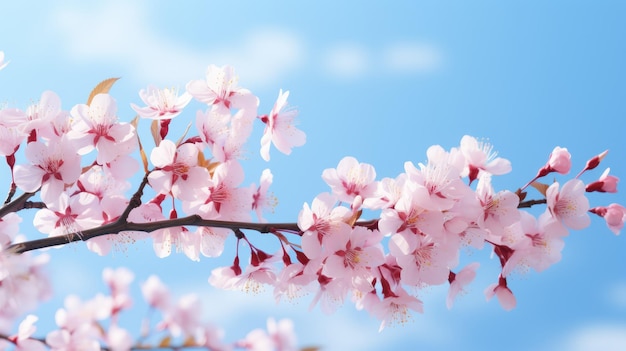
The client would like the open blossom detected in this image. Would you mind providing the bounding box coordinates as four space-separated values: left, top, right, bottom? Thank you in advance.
148 139 210 201
459 135 511 183
13 138 81 204
131 85 192 119
298 192 352 259
485 276 516 311
141 275 171 311
33 192 102 238
501 211 568 276
322 156 378 203
546 179 590 230
447 262 479 309
1 91 63 140
260 89 306 161
185 160 253 221
321 226 385 291
0 123 27 156
8 315 47 351
475 174 520 237
591 203 626 235
364 286 424 332
251 169 276 222
68 93 136 164
187 64 258 112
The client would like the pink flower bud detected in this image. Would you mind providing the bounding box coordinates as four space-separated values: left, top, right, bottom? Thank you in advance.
548 146 571 174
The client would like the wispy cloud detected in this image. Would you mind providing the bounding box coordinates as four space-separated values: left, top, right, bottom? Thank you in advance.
559 324 626 351
383 42 442 73
51 1 304 89
322 43 370 79
321 42 443 80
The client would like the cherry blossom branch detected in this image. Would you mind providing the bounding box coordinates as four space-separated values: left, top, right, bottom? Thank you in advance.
0 190 36 217
7 215 378 254
518 199 547 208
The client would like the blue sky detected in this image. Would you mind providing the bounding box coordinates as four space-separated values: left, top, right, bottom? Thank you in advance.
1 1 626 350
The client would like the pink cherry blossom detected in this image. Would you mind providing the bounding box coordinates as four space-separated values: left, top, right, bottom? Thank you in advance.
378 183 446 238
131 85 192 119
447 262 479 309
364 285 424 332
501 212 568 276
13 138 81 204
196 108 230 151
251 169 277 222
362 174 407 210
185 160 253 221
321 156 377 203
0 248 51 331
103 267 134 317
141 274 171 311
404 145 470 211
0 123 27 156
209 260 278 294
485 276 516 311
321 226 385 291
260 89 306 161
591 203 626 235
297 192 352 259
33 192 102 239
187 64 258 112
546 179 591 230
388 231 456 286
148 139 210 201
1 91 62 140
546 146 572 174
159 293 203 338
196 226 231 258
309 274 350 314
586 167 619 193
459 135 512 183
7 315 47 351
266 318 298 351
105 324 133 351
127 203 195 258
476 174 521 236
68 93 137 164
273 262 317 303
46 294 113 351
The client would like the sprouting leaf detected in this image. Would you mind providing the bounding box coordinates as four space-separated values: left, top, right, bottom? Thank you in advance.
158 336 171 348
531 181 550 197
151 120 162 146
87 77 120 105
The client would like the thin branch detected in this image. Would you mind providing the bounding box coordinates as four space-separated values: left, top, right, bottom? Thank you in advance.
0 191 36 218
6 217 378 254
518 199 547 208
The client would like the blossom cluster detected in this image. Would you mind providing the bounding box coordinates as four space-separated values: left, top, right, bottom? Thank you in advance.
0 267 298 351
210 138 623 330
0 57 624 348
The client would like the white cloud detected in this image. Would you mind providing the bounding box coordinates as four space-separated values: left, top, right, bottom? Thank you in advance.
321 42 443 80
322 44 370 79
51 1 304 88
383 42 442 73
560 324 626 351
